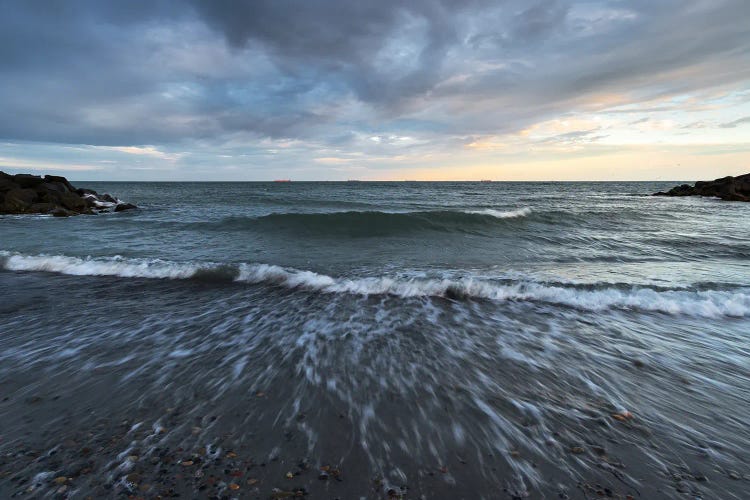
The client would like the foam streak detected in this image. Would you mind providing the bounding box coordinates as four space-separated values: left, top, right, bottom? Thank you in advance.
1 251 747 318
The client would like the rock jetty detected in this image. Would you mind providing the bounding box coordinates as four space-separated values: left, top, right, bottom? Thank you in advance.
654 173 750 201
0 171 137 216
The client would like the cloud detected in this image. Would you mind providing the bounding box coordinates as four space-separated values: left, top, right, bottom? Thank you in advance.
93 146 183 161
0 0 749 178
0 156 104 172
719 116 750 128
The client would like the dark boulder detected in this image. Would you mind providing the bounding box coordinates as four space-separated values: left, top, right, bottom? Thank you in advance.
51 207 74 217
35 181 69 194
0 177 19 192
43 175 76 192
654 173 750 201
0 171 136 215
84 196 98 208
2 188 37 212
36 189 63 205
59 192 87 212
76 188 98 196
30 202 58 214
12 174 45 188
114 203 137 212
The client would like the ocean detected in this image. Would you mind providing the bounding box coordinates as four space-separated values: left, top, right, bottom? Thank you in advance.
1 181 748 498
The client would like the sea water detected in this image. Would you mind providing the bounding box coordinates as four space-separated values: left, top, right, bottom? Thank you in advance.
1 181 748 498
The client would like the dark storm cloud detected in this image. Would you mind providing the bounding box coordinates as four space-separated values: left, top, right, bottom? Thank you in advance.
0 0 749 147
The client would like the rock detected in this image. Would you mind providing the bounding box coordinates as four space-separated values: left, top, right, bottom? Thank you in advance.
114 203 137 212
84 196 98 208
654 173 750 201
0 177 19 192
12 174 45 188
0 171 135 215
36 189 63 204
51 207 71 217
30 203 58 214
44 175 76 192
2 188 37 212
59 192 88 212
611 411 634 421
36 181 69 194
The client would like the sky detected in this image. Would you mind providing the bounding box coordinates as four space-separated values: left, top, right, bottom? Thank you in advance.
1 0 749 181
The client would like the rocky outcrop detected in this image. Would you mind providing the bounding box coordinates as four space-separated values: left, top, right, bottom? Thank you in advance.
0 172 137 216
654 173 750 201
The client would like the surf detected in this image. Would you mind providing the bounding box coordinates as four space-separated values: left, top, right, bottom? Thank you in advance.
2 251 748 318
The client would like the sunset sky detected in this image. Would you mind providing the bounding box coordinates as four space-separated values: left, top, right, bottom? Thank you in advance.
1 0 749 181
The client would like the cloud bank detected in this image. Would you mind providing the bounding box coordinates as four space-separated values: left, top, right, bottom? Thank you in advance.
1 0 749 179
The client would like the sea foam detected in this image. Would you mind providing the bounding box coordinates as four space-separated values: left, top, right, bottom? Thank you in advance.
2 250 748 318
467 207 533 218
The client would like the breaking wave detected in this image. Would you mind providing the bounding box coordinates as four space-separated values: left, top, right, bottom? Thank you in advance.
2 251 748 318
207 208 533 236
467 207 533 218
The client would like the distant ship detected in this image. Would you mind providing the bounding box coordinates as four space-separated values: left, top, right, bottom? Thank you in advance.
480 179 492 183
273 179 291 182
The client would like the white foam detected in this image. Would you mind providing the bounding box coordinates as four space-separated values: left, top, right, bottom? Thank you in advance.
468 207 532 218
1 252 198 279
2 250 748 318
236 262 749 318
83 193 118 208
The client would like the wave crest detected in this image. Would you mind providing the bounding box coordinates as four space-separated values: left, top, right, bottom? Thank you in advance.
2 251 748 318
209 208 533 236
467 207 533 218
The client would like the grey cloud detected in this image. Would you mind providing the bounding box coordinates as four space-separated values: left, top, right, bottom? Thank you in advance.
0 0 749 149
630 118 650 125
512 0 569 41
719 116 750 128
